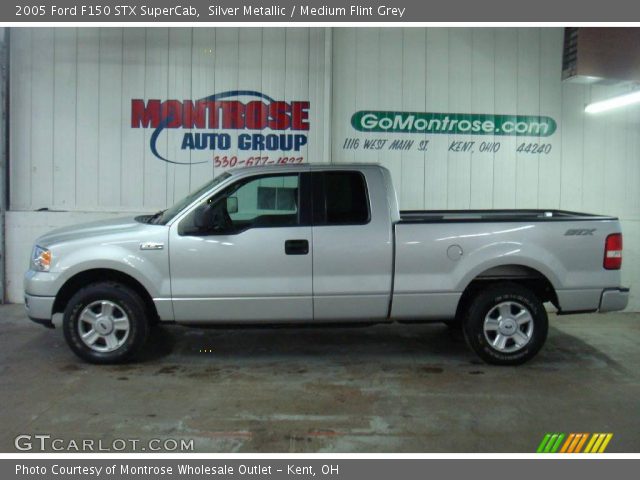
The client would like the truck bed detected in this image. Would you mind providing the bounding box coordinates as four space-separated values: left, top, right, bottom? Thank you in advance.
399 209 616 223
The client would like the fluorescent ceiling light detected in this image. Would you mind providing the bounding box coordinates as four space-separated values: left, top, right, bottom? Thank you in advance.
585 90 640 114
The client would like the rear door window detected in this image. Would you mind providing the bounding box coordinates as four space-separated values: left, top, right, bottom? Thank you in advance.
313 171 370 225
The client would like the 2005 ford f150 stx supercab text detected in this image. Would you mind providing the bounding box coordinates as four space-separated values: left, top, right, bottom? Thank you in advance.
24 164 629 365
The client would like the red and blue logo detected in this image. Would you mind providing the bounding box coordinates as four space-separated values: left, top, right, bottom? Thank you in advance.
131 91 310 165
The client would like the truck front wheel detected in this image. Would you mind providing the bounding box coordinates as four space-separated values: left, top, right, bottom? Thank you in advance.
63 282 149 364
462 283 548 365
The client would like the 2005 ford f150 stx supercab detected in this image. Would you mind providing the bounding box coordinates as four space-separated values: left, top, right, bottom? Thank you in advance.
25 164 629 365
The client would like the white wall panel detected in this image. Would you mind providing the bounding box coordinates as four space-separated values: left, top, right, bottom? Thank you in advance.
120 28 147 209
364 29 401 200
558 83 585 211
447 29 473 210
239 28 261 92
262 29 286 105
492 28 518 208
166 28 193 205
602 103 628 217
212 27 240 182
10 27 327 212
624 110 640 220
470 28 495 209
537 29 563 208
75 29 100 209
52 29 77 209
354 28 379 166
142 27 169 210
424 28 449 209
188 28 216 191
308 28 331 163
398 28 423 210
331 28 357 164
515 28 540 208
9 29 31 210
29 28 55 210
98 28 124 208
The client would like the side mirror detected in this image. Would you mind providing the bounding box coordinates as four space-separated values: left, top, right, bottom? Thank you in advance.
226 196 238 214
193 203 212 229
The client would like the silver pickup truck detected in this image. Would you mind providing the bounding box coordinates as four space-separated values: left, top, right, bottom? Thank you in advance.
24 164 628 365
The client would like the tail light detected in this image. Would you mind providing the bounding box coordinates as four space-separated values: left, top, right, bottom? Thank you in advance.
604 233 623 270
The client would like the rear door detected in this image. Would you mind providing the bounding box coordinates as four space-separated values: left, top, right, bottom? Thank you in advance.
311 169 394 321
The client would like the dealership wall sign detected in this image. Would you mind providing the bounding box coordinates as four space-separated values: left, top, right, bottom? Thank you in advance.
131 90 310 167
353 111 556 136
345 110 557 156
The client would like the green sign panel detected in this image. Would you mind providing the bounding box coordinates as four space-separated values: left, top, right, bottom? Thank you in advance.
351 111 557 137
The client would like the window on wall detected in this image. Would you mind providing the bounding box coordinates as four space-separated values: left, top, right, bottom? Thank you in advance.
229 174 299 228
257 186 298 211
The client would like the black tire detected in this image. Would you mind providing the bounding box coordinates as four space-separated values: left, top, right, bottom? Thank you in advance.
462 283 548 365
63 282 149 364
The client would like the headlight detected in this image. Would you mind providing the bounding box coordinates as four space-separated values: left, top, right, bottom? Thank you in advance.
32 246 52 272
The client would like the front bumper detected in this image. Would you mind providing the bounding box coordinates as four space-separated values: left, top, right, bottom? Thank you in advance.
24 293 55 327
599 287 630 312
24 268 61 327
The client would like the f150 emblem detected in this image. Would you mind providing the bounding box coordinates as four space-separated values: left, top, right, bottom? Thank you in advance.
565 229 596 236
140 242 164 250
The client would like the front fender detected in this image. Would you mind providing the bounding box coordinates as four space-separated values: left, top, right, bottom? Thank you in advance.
40 235 170 300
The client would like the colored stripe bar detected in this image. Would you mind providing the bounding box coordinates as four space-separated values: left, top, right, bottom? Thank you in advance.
560 433 576 453
550 433 565 453
537 433 613 453
598 434 613 453
537 434 552 453
584 434 599 453
585 433 614 453
574 433 589 453
567 434 582 453
544 434 559 453
591 434 606 453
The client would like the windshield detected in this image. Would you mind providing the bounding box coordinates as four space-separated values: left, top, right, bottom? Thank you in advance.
152 172 232 225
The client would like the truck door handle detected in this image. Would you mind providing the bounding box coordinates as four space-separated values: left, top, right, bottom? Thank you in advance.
285 239 309 255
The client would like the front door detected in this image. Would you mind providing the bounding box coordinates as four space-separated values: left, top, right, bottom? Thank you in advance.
169 172 312 323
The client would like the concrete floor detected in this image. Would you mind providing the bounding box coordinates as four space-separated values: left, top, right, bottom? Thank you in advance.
0 304 639 453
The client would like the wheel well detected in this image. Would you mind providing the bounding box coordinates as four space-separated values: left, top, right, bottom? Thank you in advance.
455 265 559 321
52 269 159 322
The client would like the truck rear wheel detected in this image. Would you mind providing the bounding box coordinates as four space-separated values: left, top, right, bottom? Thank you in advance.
462 283 548 365
63 282 149 364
